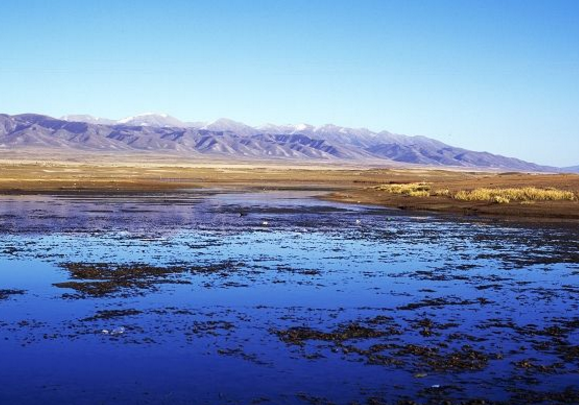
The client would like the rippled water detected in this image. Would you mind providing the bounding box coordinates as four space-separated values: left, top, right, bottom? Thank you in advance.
0 191 578 404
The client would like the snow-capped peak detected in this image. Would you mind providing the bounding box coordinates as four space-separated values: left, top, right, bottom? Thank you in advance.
117 113 185 127
61 114 116 125
294 123 313 132
201 118 259 135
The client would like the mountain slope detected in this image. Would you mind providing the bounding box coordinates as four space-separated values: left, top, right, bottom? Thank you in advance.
563 165 579 173
0 113 558 172
61 115 116 125
116 113 186 127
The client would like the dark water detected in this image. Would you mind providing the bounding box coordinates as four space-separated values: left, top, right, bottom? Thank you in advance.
0 191 578 404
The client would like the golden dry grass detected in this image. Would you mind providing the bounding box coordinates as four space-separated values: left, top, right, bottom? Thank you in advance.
454 187 576 204
375 182 431 196
433 189 451 197
376 182 576 204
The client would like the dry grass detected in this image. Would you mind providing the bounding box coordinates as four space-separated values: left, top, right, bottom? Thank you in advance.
376 183 577 205
433 189 451 197
453 187 576 204
375 182 431 197
332 173 579 220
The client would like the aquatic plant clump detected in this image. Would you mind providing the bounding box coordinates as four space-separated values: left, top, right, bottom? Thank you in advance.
0 289 25 300
52 261 241 297
454 187 577 204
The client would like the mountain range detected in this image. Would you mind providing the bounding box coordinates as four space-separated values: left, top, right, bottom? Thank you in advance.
564 165 579 173
0 112 568 172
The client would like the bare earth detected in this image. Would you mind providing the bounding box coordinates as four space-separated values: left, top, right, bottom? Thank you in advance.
0 160 578 220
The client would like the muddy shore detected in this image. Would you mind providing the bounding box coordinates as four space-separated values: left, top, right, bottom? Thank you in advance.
0 161 578 220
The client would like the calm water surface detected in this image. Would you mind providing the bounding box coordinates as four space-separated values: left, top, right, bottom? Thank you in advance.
0 191 578 404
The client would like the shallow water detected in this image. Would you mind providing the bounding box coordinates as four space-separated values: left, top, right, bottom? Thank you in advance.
1 191 578 404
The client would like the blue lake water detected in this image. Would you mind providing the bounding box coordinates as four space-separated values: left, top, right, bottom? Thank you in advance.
0 191 578 404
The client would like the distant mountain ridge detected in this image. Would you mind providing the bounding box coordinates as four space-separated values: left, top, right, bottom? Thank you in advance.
0 112 560 172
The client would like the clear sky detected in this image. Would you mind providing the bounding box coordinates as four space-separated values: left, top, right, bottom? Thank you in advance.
1 0 578 166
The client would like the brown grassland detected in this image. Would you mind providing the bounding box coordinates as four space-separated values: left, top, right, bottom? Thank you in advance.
0 158 578 220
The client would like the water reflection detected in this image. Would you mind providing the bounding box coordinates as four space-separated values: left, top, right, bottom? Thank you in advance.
0 191 578 404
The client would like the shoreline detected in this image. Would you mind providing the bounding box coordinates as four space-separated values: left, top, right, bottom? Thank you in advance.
322 190 579 223
0 161 578 221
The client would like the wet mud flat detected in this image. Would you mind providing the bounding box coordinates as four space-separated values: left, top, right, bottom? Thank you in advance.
0 191 578 404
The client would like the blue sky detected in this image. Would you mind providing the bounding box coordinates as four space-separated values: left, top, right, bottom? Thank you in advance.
1 0 578 166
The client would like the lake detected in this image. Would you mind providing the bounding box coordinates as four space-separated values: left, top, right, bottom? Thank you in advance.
1 191 578 404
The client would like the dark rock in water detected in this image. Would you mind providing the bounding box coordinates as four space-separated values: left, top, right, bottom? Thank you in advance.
0 289 25 300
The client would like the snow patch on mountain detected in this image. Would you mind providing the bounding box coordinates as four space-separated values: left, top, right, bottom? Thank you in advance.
117 113 185 127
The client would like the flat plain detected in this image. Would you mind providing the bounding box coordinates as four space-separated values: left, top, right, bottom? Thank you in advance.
1 159 578 220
